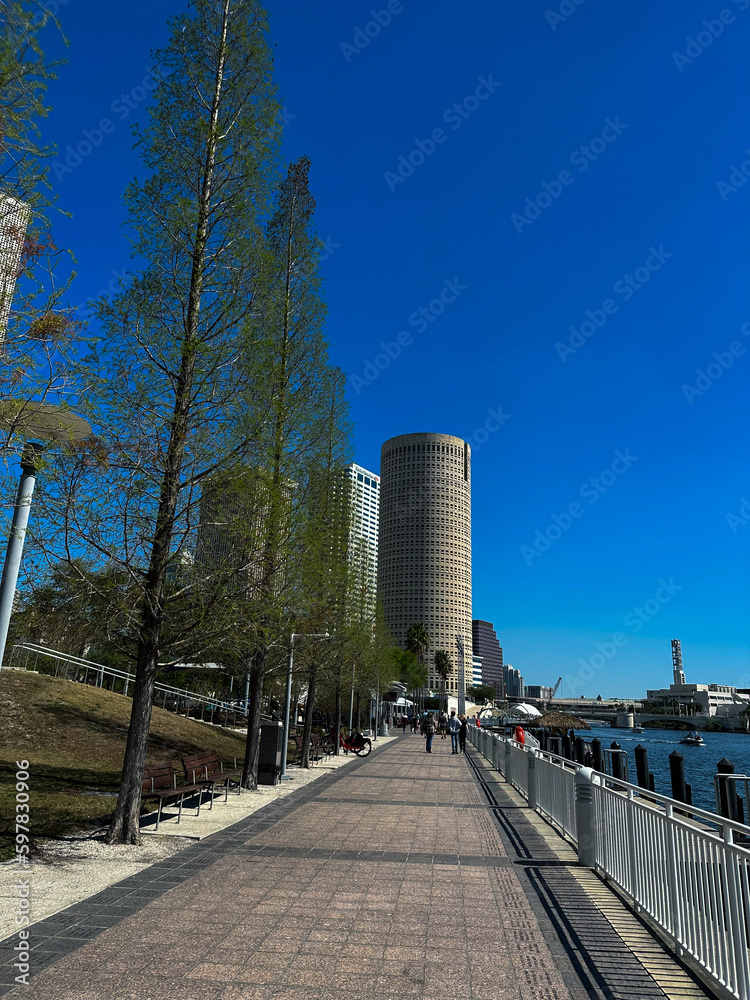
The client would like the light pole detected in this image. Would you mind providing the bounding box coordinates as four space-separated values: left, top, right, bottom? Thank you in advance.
0 404 90 668
281 630 328 781
456 634 465 716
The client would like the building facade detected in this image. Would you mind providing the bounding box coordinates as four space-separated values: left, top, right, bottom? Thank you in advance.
472 619 504 698
0 195 29 338
345 463 380 612
504 664 524 699
472 654 483 688
378 432 472 694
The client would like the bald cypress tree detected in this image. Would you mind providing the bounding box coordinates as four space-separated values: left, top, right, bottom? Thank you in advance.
37 0 282 844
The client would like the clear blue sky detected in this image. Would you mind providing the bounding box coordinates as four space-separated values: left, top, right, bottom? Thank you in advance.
40 0 749 698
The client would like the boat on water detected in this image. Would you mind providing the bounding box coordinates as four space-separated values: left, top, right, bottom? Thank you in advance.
679 731 705 746
633 726 644 733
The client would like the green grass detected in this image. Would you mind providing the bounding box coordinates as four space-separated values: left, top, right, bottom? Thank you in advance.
0 670 247 859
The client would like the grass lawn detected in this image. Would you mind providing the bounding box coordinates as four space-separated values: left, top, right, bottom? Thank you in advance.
0 670 247 859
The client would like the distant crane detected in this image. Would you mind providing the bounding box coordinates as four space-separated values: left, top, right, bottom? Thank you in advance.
551 677 562 699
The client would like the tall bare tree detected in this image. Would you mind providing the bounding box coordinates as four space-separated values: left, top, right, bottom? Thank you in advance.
36 0 282 843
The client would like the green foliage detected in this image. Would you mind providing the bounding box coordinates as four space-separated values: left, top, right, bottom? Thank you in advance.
468 684 495 704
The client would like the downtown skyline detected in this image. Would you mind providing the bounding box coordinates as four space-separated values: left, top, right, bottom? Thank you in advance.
26 0 749 699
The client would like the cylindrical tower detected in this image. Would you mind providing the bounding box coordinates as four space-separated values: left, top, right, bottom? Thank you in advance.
378 432 472 696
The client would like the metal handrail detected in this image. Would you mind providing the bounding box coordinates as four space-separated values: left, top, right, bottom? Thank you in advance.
468 723 750 1000
8 641 247 728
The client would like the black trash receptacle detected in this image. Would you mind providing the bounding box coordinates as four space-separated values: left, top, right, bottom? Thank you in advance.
258 721 284 785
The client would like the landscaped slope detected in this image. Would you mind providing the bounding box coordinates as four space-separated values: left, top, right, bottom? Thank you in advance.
0 670 246 858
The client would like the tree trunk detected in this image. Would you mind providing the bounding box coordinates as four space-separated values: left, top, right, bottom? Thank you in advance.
301 664 317 768
241 645 266 790
334 681 342 756
104 642 158 844
356 691 361 732
104 2 231 845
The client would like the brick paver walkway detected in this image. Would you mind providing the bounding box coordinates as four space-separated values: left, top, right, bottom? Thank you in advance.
0 736 713 1000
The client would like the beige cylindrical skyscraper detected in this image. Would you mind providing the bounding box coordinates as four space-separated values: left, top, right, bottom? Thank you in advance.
378 432 472 695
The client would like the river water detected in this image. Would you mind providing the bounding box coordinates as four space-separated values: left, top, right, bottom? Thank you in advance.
583 724 750 814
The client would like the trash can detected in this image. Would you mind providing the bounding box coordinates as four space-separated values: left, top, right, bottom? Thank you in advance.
258 721 284 785
378 722 389 737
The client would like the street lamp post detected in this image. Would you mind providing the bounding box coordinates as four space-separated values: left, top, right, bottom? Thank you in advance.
0 404 90 668
281 631 328 781
456 634 465 717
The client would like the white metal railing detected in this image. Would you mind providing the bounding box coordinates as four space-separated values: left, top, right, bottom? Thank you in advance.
7 642 248 728
468 722 750 1000
535 748 578 841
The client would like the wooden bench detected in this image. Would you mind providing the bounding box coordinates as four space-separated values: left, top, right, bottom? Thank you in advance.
291 734 334 765
182 750 243 804
141 762 203 832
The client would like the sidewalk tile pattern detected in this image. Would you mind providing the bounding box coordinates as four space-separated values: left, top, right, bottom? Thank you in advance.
0 737 713 1000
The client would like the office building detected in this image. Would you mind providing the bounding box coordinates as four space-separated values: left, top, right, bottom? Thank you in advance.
472 619 504 698
505 664 524 699
0 195 30 338
525 685 554 701
345 463 380 611
195 471 292 595
472 654 483 688
378 431 472 694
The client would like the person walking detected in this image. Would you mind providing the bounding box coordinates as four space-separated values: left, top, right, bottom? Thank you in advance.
448 710 460 754
401 714 408 734
421 712 436 753
458 714 468 754
439 711 448 739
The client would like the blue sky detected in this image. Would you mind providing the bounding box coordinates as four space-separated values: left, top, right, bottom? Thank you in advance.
39 0 749 698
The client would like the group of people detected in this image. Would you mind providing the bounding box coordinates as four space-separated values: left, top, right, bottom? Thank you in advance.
396 710 467 754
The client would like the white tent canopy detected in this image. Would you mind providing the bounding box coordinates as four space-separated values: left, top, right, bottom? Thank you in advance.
509 702 543 719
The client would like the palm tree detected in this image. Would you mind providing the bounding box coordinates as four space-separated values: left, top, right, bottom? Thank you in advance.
405 622 430 712
433 649 452 713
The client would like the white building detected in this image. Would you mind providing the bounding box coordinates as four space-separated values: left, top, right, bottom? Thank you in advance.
0 195 30 338
646 640 749 718
472 654 483 688
346 463 380 611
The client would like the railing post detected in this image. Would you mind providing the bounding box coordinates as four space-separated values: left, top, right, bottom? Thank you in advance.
575 767 596 867
664 803 684 955
504 739 511 780
527 749 537 811
626 787 640 909
723 825 750 1000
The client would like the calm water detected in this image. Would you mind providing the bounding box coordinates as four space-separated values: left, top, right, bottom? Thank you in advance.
583 724 750 814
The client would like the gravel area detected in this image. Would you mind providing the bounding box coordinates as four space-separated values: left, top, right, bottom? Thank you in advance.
0 738 396 940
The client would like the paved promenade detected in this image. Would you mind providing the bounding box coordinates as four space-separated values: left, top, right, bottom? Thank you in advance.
0 736 714 1000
